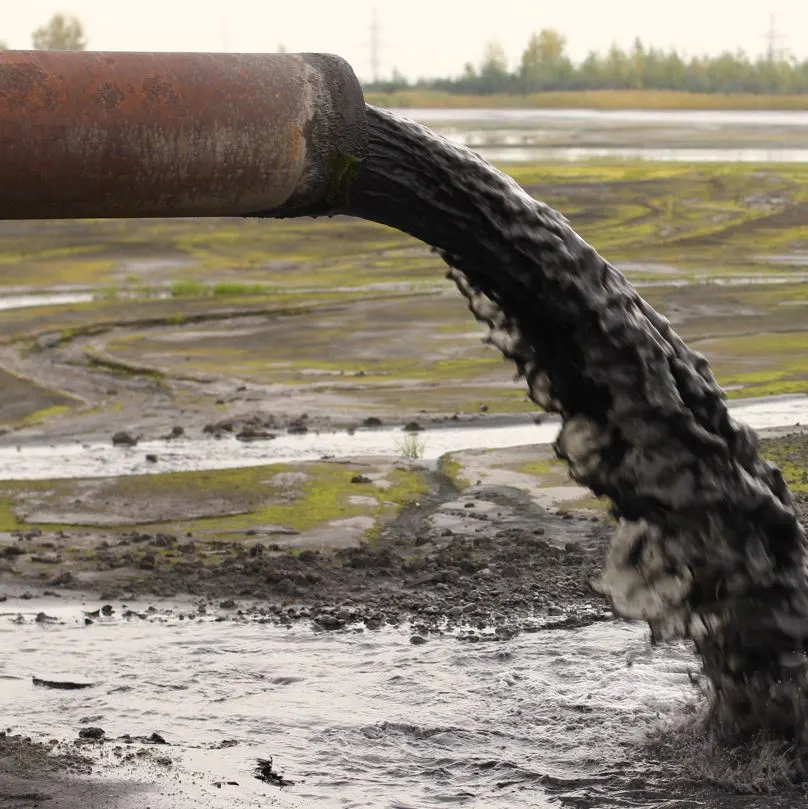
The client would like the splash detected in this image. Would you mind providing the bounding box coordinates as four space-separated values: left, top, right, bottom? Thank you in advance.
342 105 808 744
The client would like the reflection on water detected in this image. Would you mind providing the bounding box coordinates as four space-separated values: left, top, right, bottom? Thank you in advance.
392 108 808 127
0 292 95 310
0 600 696 808
462 145 808 164
0 396 806 480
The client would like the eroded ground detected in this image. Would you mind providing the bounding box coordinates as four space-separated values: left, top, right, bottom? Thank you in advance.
4 161 808 806
2 164 808 447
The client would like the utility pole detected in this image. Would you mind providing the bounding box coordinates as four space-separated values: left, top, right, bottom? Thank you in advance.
369 6 381 84
764 13 783 62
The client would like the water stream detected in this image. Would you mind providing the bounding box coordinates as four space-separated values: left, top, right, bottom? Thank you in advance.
0 598 734 809
1 396 806 481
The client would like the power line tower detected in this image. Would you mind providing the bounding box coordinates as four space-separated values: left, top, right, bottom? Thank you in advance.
369 7 381 83
764 13 784 62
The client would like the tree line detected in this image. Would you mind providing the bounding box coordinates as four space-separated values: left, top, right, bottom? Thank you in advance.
1 14 86 51
369 30 808 96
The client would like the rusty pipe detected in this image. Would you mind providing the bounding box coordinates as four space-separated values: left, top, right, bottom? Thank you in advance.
0 50 367 219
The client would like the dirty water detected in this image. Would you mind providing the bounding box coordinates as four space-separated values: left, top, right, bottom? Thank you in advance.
394 108 808 127
0 292 95 311
445 144 808 165
0 597 745 809
1 396 806 480
391 107 808 163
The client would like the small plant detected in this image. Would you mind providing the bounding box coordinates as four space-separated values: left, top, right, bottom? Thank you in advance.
395 432 427 460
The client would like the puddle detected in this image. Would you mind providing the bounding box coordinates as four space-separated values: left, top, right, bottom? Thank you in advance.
0 397 806 480
0 599 706 808
395 108 808 127
0 292 95 310
461 145 808 165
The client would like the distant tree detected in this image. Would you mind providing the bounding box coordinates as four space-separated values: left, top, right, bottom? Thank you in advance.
32 14 86 51
478 41 510 93
520 29 572 91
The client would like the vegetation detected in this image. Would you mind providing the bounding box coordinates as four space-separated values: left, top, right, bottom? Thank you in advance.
365 88 808 111
366 28 808 98
395 433 427 460
31 13 86 51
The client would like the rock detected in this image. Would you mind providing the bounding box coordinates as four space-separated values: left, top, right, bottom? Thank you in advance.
170 426 184 438
34 612 58 624
138 553 156 570
362 417 383 428
149 732 168 745
49 571 75 587
33 677 93 690
403 421 423 432
145 454 158 463
112 431 138 447
101 604 114 616
410 635 427 645
78 727 105 740
237 427 276 441
351 474 372 484
314 613 344 631
219 599 237 609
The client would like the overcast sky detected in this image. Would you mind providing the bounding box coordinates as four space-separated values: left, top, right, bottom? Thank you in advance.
3 1 806 82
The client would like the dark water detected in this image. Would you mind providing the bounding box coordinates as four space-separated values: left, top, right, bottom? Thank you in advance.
342 107 808 757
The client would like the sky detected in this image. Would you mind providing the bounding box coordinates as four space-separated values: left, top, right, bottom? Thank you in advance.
3 1 807 83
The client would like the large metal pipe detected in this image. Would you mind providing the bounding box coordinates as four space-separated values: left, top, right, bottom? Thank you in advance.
0 50 367 219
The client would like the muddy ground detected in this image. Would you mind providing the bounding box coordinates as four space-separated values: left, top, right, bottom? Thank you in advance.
4 160 808 805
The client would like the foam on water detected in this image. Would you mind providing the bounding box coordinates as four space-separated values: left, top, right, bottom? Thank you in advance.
0 601 701 808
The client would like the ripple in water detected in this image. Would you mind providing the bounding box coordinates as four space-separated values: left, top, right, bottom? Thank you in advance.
4 603 800 808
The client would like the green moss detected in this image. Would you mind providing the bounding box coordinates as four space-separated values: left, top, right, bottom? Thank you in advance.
438 455 470 489
17 405 71 427
0 463 430 543
0 500 20 531
761 434 808 493
331 153 360 207
517 458 566 476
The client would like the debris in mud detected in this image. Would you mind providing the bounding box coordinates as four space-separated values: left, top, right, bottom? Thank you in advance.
78 727 105 740
111 431 138 447
236 426 276 441
403 420 423 432
33 677 93 690
254 756 294 788
351 474 372 484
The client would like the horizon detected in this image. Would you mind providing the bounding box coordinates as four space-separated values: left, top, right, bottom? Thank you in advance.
1 1 806 83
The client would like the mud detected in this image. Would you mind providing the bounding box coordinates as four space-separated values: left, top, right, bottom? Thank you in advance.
0 471 611 634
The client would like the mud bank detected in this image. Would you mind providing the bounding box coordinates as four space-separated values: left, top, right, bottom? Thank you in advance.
1 432 806 636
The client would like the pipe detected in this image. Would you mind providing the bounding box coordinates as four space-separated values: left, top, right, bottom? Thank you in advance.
0 50 367 219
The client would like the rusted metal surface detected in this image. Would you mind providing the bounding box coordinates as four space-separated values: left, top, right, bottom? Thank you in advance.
0 51 367 219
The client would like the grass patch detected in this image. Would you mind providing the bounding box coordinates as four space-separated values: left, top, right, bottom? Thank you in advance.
761 433 808 493
0 462 431 541
438 455 470 489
